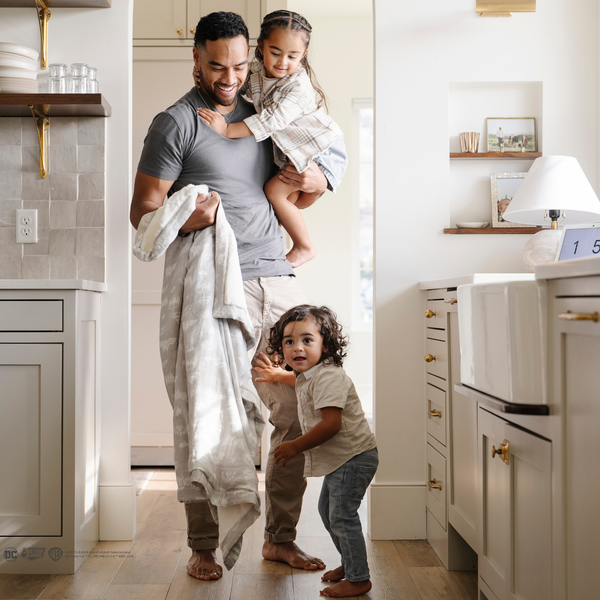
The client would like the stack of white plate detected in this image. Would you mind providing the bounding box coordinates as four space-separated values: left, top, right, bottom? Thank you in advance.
0 42 39 93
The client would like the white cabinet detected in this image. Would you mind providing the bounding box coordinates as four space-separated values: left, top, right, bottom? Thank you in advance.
478 407 552 600
550 281 600 600
0 288 101 575
423 288 477 571
133 0 267 43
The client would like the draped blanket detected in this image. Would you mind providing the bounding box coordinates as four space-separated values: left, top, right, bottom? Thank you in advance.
133 184 265 569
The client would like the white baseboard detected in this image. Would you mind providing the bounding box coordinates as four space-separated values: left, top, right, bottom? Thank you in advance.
99 483 136 541
368 484 426 539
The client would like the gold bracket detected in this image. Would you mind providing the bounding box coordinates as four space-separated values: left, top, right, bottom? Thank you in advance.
29 105 50 179
476 0 536 17
35 0 51 70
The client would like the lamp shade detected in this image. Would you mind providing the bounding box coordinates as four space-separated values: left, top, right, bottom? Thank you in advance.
503 156 600 225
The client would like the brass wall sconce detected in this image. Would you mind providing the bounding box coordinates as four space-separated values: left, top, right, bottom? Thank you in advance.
476 0 536 17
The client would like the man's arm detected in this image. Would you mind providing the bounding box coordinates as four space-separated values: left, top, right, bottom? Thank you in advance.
130 171 220 234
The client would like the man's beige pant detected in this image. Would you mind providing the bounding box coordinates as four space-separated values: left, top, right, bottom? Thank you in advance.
185 275 308 550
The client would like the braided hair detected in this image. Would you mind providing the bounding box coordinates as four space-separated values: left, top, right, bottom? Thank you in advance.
256 10 328 111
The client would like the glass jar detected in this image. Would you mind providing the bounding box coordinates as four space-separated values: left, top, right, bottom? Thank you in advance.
71 75 87 94
70 63 88 78
48 76 66 94
48 63 67 78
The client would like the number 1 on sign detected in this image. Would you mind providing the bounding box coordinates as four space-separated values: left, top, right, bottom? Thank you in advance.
574 241 579 254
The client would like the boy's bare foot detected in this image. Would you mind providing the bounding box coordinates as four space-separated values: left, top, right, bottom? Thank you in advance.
286 244 316 268
320 579 372 597
322 565 345 582
262 540 325 570
187 549 223 580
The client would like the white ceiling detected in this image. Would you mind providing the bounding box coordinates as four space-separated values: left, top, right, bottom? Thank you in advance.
288 0 372 16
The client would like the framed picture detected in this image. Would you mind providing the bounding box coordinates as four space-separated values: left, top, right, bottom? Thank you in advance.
486 118 537 152
491 172 530 228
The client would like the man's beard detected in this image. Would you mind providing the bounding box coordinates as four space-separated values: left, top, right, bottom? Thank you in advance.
196 66 238 107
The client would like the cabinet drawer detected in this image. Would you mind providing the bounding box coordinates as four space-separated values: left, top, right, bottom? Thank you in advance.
426 383 446 446
0 300 63 332
425 338 447 380
425 300 447 330
426 442 446 530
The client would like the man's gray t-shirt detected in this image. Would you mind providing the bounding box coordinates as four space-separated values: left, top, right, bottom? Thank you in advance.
137 87 293 280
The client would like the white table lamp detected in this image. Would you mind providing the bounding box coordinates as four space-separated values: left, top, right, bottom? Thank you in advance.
503 156 600 271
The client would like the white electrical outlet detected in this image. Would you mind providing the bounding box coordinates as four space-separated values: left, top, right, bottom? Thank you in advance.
16 209 38 244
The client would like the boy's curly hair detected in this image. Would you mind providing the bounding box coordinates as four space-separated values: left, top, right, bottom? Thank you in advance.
267 304 348 367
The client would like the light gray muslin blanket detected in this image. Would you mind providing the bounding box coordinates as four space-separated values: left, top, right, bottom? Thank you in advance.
133 184 265 570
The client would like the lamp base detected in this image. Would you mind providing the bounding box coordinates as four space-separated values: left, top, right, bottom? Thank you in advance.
522 229 562 272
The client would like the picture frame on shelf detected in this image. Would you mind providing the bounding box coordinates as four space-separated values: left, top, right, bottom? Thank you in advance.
486 118 537 152
491 172 530 228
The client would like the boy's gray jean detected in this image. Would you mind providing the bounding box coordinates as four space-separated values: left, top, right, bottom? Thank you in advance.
319 448 379 582
185 275 307 550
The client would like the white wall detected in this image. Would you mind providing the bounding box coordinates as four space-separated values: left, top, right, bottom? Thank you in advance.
0 3 135 539
373 0 598 538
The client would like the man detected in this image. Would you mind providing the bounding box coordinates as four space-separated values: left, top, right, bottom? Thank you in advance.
130 12 347 581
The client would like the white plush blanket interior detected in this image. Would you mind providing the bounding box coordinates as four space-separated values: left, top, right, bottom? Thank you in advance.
133 184 265 569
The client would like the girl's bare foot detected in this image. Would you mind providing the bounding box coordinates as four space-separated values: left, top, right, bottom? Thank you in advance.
187 549 223 580
320 579 372 597
321 565 345 582
286 244 316 268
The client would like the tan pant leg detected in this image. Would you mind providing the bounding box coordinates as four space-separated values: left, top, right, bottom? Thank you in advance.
244 276 308 543
185 502 219 550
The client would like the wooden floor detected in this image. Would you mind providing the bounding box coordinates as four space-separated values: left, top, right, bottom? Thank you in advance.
0 468 477 600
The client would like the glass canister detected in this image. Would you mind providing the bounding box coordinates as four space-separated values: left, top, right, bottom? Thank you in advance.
71 76 87 93
86 66 99 93
48 76 66 93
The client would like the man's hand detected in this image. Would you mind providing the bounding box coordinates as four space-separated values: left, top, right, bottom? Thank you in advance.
279 161 327 196
198 108 228 136
179 191 220 235
274 441 300 467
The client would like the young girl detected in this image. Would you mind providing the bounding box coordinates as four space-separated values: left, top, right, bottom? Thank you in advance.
197 10 342 269
254 305 378 598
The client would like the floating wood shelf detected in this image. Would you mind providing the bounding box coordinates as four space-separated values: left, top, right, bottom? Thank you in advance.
0 94 111 117
0 1 110 7
450 152 542 159
444 227 544 234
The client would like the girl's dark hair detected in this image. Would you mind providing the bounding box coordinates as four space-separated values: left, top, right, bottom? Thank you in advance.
194 11 249 49
256 10 328 112
267 305 348 367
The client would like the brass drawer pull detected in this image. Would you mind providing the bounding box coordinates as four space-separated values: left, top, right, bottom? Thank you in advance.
444 298 458 305
557 310 598 323
428 478 442 491
424 354 436 363
425 309 436 318
177 28 183 34
492 440 510 465
428 409 442 418
190 28 196 34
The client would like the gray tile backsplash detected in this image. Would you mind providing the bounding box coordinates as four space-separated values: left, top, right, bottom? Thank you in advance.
0 116 106 282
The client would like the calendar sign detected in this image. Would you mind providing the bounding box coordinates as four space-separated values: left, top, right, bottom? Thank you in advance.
557 225 600 262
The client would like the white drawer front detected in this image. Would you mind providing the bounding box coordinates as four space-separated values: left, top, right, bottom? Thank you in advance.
0 300 63 332
426 383 446 446
427 442 447 530
425 337 447 380
425 300 447 330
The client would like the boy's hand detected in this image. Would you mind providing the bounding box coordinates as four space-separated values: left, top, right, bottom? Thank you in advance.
197 108 227 136
274 441 299 467
254 352 283 383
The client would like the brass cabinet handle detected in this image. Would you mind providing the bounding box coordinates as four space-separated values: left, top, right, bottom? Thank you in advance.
177 28 183 34
425 309 436 318
444 298 458 305
557 310 598 323
424 354 436 363
190 28 196 34
427 409 442 418
428 478 442 491
492 440 510 465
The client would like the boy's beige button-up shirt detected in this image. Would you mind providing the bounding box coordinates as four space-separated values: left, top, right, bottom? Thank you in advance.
295 362 377 478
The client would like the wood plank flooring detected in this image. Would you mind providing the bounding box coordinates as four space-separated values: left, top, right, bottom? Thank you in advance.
0 468 477 600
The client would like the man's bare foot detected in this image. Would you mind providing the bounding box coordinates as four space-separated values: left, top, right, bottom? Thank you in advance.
262 540 325 571
286 244 316 268
320 579 372 597
187 549 223 581
322 565 345 582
